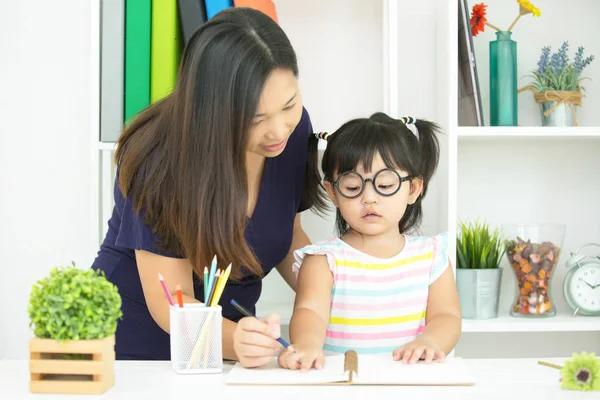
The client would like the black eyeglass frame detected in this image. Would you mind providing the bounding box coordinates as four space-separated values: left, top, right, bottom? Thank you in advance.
330 168 412 199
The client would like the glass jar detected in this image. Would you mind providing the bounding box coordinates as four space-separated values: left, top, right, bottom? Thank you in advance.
502 224 566 317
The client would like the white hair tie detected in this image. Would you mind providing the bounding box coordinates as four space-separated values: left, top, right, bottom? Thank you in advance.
399 117 419 139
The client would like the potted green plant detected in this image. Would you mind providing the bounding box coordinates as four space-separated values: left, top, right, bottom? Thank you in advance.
27 263 122 394
456 219 506 319
521 42 595 126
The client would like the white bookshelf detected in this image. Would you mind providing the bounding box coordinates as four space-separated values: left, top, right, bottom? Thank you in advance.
452 0 600 357
458 126 600 140
462 313 600 333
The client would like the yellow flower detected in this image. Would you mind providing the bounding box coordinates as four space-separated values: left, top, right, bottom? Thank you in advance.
518 0 541 17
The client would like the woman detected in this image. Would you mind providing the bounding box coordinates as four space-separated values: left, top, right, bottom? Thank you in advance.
91 7 326 367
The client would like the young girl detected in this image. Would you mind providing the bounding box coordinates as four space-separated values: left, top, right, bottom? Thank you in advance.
278 112 461 372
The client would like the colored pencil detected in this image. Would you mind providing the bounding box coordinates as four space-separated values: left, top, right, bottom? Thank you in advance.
209 269 221 304
203 264 231 367
206 269 219 305
202 267 223 368
158 273 175 306
210 264 231 307
206 255 218 302
203 266 209 303
188 265 232 369
538 360 563 370
175 283 184 307
230 299 293 351
174 283 191 349
211 269 224 304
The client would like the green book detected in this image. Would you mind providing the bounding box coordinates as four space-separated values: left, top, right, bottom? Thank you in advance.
124 0 151 124
151 0 182 103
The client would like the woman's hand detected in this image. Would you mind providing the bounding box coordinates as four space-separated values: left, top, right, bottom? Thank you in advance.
278 343 325 372
392 335 446 364
233 313 283 368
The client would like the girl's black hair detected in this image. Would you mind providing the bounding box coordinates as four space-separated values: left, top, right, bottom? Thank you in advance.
320 112 442 236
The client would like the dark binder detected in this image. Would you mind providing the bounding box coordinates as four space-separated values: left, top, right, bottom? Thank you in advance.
177 0 208 45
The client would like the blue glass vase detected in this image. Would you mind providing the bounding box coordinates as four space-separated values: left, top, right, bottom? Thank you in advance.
489 31 518 126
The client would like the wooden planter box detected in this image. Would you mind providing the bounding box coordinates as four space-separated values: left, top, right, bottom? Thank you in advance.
29 335 115 394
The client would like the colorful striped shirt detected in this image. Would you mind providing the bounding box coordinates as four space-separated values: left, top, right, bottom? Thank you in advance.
292 232 449 355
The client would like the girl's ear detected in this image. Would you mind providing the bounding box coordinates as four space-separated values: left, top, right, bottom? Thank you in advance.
407 177 424 205
323 180 340 208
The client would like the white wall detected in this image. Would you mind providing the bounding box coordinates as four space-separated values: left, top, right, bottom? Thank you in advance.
392 0 449 238
0 0 95 359
467 0 600 126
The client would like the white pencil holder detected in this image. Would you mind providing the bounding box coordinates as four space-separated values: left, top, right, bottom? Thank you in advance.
169 304 223 374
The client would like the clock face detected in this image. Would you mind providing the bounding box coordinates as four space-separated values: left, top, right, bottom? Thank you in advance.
569 264 600 312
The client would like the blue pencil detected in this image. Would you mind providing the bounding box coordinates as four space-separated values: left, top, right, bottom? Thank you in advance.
205 255 218 303
230 299 294 351
203 266 208 303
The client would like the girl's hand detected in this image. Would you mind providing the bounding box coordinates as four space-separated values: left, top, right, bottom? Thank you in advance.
393 336 446 364
278 343 325 372
233 313 283 368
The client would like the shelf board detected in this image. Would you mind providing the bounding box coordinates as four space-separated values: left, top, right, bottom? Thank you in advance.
462 312 600 333
259 302 600 333
457 126 600 140
98 141 117 151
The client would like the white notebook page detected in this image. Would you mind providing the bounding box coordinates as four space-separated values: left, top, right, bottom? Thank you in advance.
226 355 349 385
225 354 475 386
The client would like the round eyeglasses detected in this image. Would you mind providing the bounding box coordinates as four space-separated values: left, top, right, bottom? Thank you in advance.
331 168 412 199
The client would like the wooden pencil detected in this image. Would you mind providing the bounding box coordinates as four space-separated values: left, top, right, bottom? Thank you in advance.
538 360 563 370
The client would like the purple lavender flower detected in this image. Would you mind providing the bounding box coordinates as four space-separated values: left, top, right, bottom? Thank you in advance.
574 46 595 74
551 52 562 75
558 41 569 70
537 46 551 73
574 46 584 73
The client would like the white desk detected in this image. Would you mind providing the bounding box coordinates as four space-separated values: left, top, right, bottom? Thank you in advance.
0 358 595 399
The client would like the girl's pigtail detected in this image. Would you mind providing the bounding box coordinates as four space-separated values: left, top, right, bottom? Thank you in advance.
413 119 441 198
298 132 329 215
397 118 442 234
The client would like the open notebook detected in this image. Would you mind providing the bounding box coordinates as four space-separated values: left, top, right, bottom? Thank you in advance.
226 351 476 386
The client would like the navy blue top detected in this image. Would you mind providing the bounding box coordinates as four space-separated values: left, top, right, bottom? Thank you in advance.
91 107 313 360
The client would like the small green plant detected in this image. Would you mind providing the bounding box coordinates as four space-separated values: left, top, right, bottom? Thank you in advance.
457 219 505 269
28 263 122 342
527 42 595 92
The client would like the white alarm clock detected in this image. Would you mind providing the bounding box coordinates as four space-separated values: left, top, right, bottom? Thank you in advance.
563 243 600 316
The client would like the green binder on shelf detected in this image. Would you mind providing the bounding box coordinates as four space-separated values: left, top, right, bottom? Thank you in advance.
151 0 182 103
124 0 151 124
